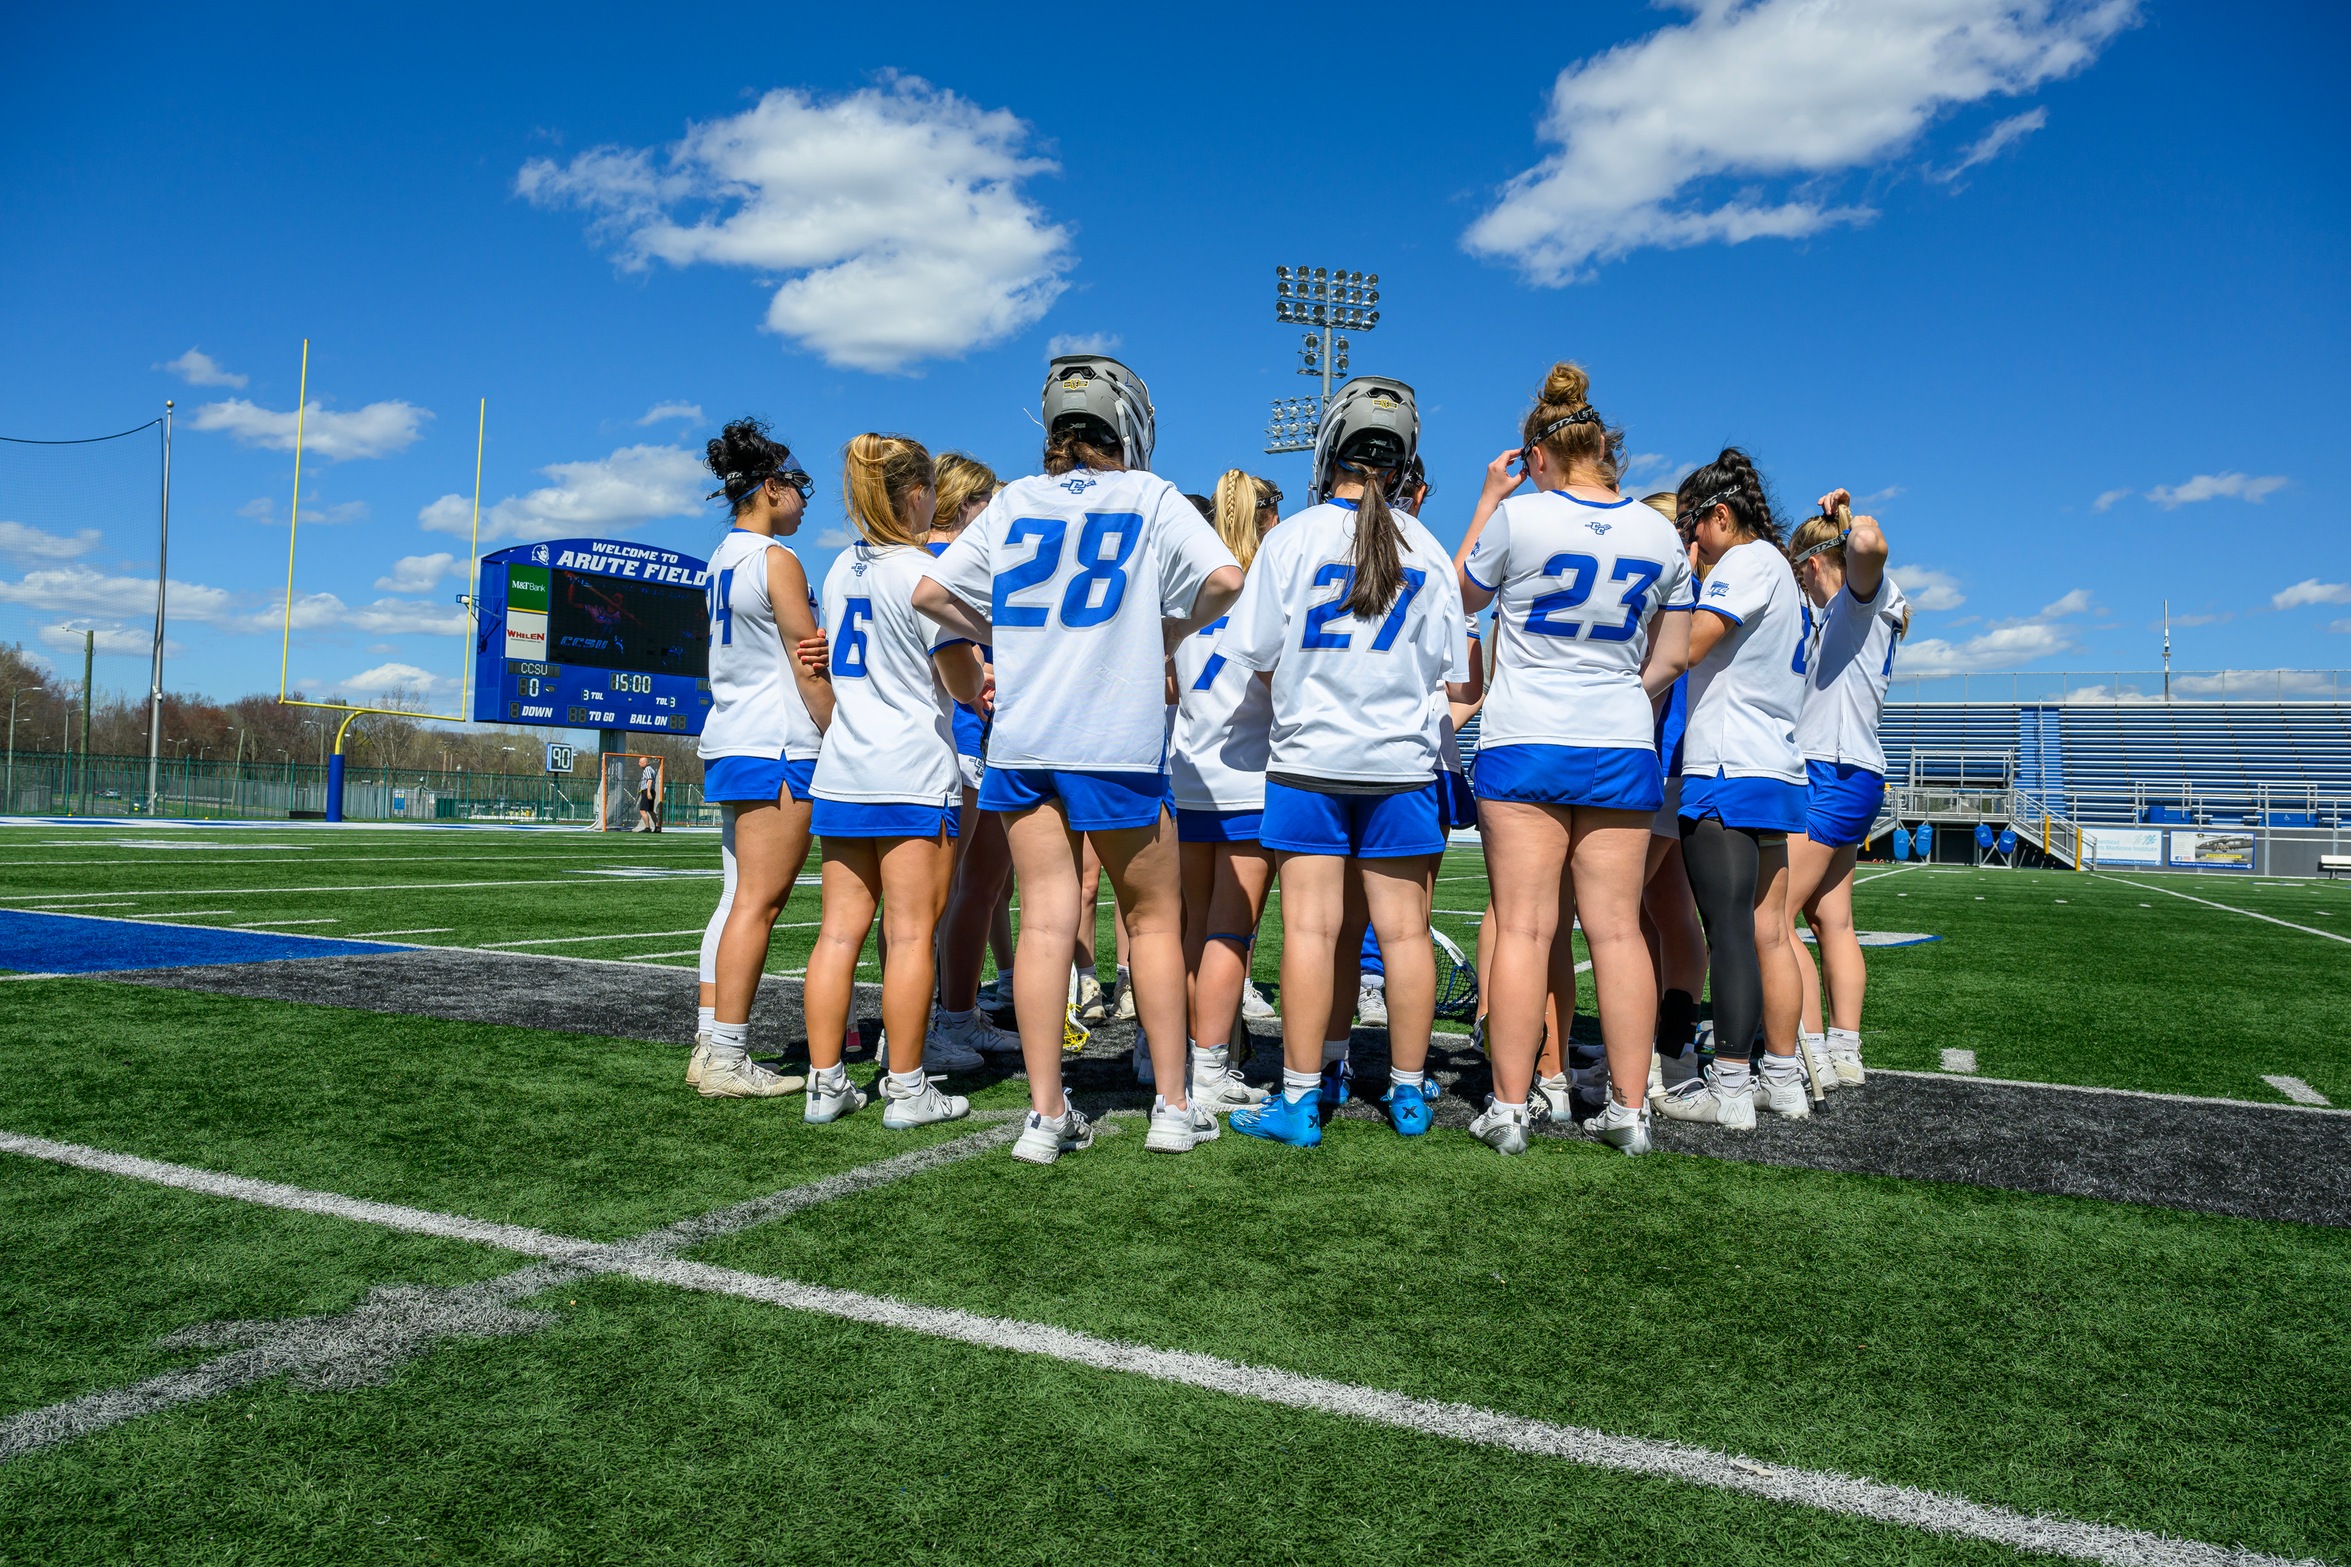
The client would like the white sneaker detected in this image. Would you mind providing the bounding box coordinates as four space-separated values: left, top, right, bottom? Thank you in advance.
921 1021 985 1075
934 1009 1023 1058
1755 1060 1813 1119
803 1070 868 1124
1111 970 1136 1022
1011 1104 1094 1165
1145 1099 1221 1153
881 1073 970 1129
1189 1046 1268 1110
1829 1048 1866 1087
1531 1073 1573 1123
1799 1033 1838 1095
698 1052 807 1099
1469 1096 1531 1155
1647 1050 1664 1099
1240 982 1277 1022
1582 1097 1653 1156
1657 1065 1757 1129
1356 981 1388 1026
686 1033 710 1090
1131 1035 1155 1086
1072 971 1106 1024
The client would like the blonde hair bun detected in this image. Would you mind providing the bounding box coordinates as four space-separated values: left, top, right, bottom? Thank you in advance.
1541 361 1591 411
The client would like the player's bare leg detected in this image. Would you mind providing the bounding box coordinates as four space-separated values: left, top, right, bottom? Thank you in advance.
705 789 815 1098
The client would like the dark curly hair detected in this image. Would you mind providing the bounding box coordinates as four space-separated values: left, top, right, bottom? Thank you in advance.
704 417 796 512
1676 447 1781 547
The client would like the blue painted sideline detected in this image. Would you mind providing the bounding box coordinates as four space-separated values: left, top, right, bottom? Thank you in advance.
0 911 414 976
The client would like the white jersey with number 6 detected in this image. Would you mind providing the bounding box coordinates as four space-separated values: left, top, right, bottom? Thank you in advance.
1217 500 1469 788
1796 574 1909 774
1462 490 1692 752
812 543 962 806
923 468 1236 772
699 528 822 763
1682 538 1806 785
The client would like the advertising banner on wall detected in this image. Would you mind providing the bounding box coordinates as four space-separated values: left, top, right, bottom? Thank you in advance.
2083 828 2163 866
2167 831 2255 870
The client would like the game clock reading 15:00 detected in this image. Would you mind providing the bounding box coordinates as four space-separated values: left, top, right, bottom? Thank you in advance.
472 538 717 738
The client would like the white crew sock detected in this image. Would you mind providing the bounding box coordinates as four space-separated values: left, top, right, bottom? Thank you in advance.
1828 1027 1861 1052
1759 1052 1803 1083
696 1005 716 1034
812 1061 848 1091
1281 1067 1320 1104
1190 1043 1224 1074
1800 1029 1826 1051
1716 1058 1752 1091
1491 1098 1528 1114
1361 973 1385 991
1321 1037 1351 1067
1390 1067 1424 1093
708 1020 750 1064
887 1066 925 1092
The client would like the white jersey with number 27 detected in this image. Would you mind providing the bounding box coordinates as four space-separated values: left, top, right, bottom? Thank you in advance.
923 468 1236 773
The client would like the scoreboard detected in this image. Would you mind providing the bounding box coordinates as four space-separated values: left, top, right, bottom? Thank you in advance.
471 538 714 735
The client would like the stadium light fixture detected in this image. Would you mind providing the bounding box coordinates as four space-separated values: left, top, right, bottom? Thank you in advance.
1265 265 1382 456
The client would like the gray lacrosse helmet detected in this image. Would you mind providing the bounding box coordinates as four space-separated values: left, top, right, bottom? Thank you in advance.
1309 375 1418 504
1041 355 1156 472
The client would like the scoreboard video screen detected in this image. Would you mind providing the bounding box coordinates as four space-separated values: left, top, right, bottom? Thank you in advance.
471 538 714 736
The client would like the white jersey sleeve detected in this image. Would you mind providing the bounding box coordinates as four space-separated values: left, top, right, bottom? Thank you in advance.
1217 502 1466 787
920 469 1236 772
1680 539 1807 784
1470 491 1691 753
810 545 959 806
698 528 823 763
1795 573 1909 773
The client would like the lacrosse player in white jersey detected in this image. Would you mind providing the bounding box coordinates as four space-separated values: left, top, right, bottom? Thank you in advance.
1218 377 1472 1148
1171 468 1283 1116
1659 449 1813 1129
1785 491 1908 1090
916 356 1244 1163
690 419 834 1099
798 435 987 1130
1452 363 1691 1156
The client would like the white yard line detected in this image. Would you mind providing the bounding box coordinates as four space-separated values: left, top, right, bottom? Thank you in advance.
347 927 454 938
0 1128 2308 1567
621 949 704 961
1940 1049 1978 1074
23 899 140 908
1870 1067 2351 1118
134 909 237 919
0 875 816 904
2261 1075 2330 1107
230 919 339 928
480 929 709 949
2090 873 2351 947
1851 864 1924 887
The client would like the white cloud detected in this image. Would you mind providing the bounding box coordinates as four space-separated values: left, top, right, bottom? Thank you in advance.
375 552 458 594
237 496 369 526
2145 471 2288 508
159 348 247 388
637 401 704 426
1935 107 2048 180
0 521 102 562
419 443 706 543
333 663 450 703
1900 566 1966 613
2272 579 2351 611
1464 0 2137 282
38 620 173 657
1046 332 1122 358
2331 619 2351 635
1897 583 2092 674
191 398 430 460
812 525 854 548
269 592 465 637
0 565 232 622
519 76 1071 372
2092 487 2134 512
1854 484 1904 505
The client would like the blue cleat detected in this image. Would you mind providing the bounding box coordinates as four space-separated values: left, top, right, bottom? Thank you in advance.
1319 1059 1354 1110
1380 1080 1436 1136
1231 1091 1322 1148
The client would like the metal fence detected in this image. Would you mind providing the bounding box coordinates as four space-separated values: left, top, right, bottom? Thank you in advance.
0 750 714 827
1884 669 2349 705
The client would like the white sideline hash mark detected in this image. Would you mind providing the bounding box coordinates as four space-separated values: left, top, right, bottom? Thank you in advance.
2261 1075 2330 1107
2091 874 2351 947
1941 1049 1978 1074
0 1129 2324 1567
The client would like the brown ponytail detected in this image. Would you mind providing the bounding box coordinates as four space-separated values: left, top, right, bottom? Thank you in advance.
1341 468 1406 622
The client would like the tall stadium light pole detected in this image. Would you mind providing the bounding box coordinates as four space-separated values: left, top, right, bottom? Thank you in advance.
1265 264 1380 455
147 400 173 816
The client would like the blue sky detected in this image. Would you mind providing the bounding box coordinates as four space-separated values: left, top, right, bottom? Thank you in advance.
2 0 2345 727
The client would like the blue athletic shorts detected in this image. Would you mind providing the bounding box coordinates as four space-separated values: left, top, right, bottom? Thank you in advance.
705 755 818 804
1473 743 1662 814
1260 779 1446 859
1175 806 1263 843
981 767 1168 831
1678 770 1808 834
1803 760 1886 848
809 798 959 839
1437 769 1479 831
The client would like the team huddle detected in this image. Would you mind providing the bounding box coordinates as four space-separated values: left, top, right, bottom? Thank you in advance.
680 353 1907 1163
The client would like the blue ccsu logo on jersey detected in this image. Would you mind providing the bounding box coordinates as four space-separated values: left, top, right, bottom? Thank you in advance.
1707 580 1731 598
1058 475 1098 495
1588 521 1612 535
531 544 550 566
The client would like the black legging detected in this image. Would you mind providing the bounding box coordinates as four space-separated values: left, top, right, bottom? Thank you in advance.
1678 815 1767 1063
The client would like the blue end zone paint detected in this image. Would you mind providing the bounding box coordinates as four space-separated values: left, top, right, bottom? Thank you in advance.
0 911 414 975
